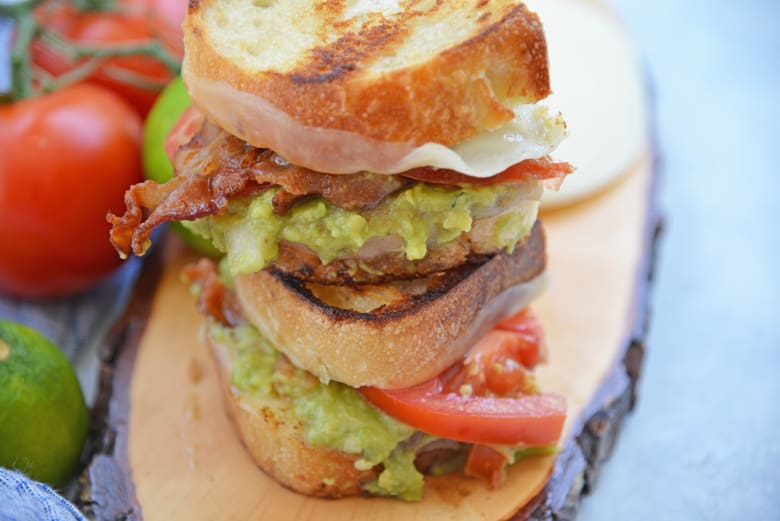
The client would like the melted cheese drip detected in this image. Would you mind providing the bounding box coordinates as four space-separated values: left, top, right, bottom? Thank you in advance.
183 69 567 176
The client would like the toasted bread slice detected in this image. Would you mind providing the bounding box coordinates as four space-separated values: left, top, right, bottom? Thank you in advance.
183 0 550 170
207 323 378 497
236 221 547 389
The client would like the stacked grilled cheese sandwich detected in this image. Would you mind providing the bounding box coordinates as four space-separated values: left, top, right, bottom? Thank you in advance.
109 0 571 501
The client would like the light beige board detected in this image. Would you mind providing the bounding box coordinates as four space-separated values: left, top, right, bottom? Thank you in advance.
126 150 652 520
127 0 651 515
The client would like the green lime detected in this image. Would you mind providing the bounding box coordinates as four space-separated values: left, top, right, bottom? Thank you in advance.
143 77 221 258
0 319 89 488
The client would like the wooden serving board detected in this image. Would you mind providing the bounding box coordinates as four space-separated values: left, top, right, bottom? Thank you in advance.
73 1 660 518
75 147 660 521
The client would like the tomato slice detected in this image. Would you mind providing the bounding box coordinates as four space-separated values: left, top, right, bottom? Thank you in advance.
361 382 565 446
495 308 546 368
444 309 545 396
464 445 510 488
361 308 565 446
401 157 573 186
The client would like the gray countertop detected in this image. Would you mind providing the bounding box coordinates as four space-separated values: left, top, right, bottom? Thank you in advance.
579 1 780 519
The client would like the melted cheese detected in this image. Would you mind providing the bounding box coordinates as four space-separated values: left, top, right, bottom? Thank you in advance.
184 70 567 176
403 104 567 177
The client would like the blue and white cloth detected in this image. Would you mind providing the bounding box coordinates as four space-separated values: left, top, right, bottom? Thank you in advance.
0 469 86 521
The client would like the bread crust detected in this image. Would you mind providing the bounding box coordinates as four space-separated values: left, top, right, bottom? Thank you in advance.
236 221 547 388
207 326 378 497
183 0 549 148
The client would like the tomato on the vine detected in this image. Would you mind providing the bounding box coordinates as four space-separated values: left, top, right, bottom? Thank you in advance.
32 2 183 115
135 0 188 56
0 84 144 298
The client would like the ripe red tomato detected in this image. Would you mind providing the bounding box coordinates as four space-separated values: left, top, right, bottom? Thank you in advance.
361 309 566 447
139 0 187 55
33 3 182 116
0 84 144 298
361 380 565 446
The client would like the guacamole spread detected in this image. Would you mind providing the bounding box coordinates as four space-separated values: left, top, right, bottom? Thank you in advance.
209 322 424 500
185 182 541 276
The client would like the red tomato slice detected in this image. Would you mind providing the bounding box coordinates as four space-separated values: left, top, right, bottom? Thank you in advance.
361 381 565 446
464 445 510 488
445 309 545 396
446 330 533 396
360 308 565 446
495 308 546 368
401 157 573 186
164 105 205 162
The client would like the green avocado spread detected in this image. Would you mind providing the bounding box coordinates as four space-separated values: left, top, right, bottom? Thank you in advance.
209 322 423 500
185 182 540 276
209 321 558 500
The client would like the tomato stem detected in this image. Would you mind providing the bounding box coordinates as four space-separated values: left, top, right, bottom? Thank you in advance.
0 0 44 18
71 0 119 13
10 12 37 100
39 28 181 75
37 56 100 93
100 64 171 90
4 0 182 102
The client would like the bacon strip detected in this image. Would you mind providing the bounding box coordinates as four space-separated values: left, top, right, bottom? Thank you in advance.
181 259 245 328
108 115 570 259
401 157 574 187
107 162 267 258
108 120 409 257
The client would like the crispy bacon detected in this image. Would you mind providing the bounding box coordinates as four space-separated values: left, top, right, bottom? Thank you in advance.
108 111 569 259
107 163 267 258
108 120 409 257
173 121 409 213
181 259 245 328
401 157 574 187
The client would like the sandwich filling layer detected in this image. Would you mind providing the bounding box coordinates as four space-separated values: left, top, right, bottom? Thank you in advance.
191 261 561 501
108 116 567 283
208 320 557 501
186 181 542 278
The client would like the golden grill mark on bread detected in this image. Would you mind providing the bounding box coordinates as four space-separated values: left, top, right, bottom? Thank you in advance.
183 0 550 147
294 0 450 83
294 21 408 83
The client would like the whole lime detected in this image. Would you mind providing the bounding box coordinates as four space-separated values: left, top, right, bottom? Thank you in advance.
143 76 221 257
0 319 89 488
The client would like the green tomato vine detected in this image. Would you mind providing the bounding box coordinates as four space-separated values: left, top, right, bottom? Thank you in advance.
0 0 181 103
